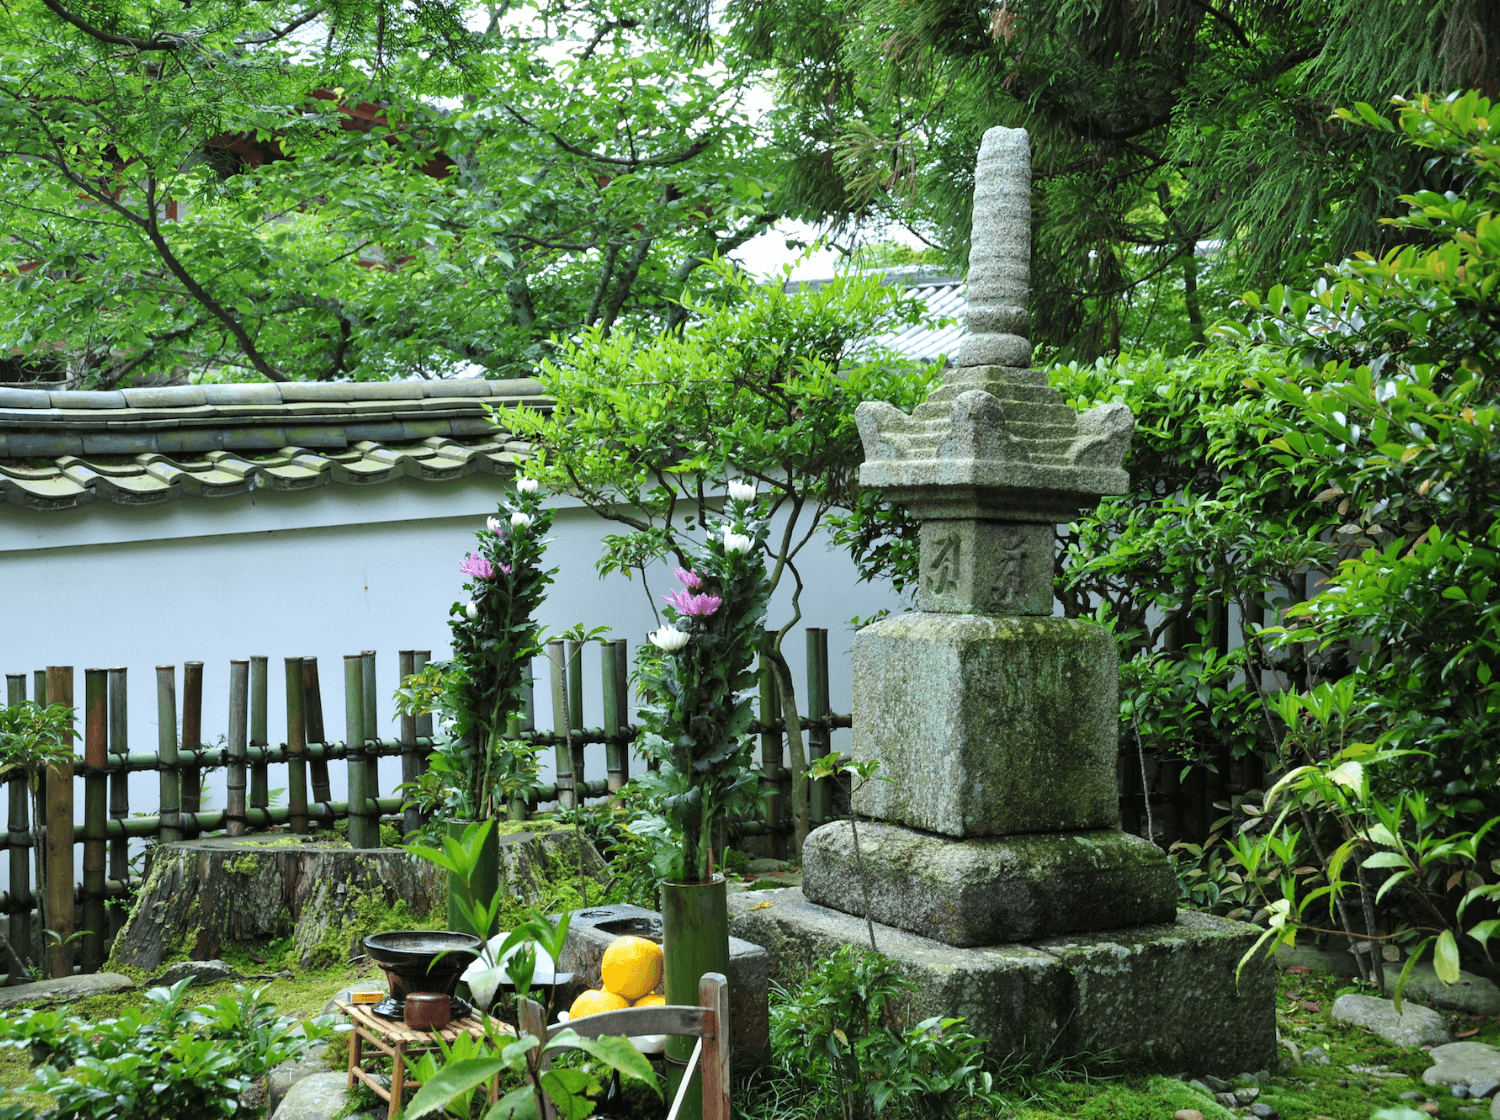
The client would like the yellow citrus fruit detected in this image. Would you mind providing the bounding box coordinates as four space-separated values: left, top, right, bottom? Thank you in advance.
633 994 666 1008
600 935 664 1001
569 989 629 1019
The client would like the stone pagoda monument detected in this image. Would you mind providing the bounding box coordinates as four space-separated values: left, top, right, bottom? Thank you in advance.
728 127 1274 1074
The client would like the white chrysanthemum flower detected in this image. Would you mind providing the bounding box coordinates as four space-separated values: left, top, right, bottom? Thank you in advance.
510 511 534 530
515 477 539 495
465 601 479 620
722 527 752 554
486 516 502 534
649 625 690 652
727 478 757 502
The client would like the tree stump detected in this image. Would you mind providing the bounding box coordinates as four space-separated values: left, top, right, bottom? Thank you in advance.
110 835 445 972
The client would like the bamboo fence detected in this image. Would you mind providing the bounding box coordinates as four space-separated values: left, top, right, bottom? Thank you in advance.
0 629 845 982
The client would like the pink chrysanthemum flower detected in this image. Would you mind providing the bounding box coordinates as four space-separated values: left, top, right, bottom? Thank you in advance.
674 567 703 589
663 590 723 617
460 553 495 580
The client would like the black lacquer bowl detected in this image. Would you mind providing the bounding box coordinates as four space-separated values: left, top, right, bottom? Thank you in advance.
363 931 483 1018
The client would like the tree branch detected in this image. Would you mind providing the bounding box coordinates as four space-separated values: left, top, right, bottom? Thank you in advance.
503 105 714 168
38 0 184 51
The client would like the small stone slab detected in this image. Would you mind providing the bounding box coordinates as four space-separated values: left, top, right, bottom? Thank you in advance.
0 971 135 1009
1425 1043 1500 1093
562 903 769 1076
1332 993 1452 1048
148 959 243 987
851 613 1120 837
802 820 1175 946
1272 943 1359 976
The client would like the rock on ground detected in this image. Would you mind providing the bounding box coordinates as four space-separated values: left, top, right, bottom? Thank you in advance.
265 1042 331 1119
1425 1042 1500 1095
269 1070 380 1120
1331 994 1451 1049
0 972 134 1010
1272 943 1359 976
148 959 242 987
1400 964 1500 1017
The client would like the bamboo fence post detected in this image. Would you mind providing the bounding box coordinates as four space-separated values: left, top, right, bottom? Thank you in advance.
602 642 625 793
758 636 785 860
413 650 432 743
106 668 128 939
806 629 832 826
302 658 333 815
566 640 586 800
548 641 573 808
613 641 630 783
398 650 420 839
284 658 309 835
5 674 30 977
180 662 203 817
520 665 537 814
345 655 371 849
43 665 74 980
226 661 249 837
155 665 181 845
81 668 107 974
249 657 269 814
361 651 380 829
32 671 45 709
505 712 526 821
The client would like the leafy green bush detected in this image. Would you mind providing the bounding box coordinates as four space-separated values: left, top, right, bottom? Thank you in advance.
766 946 1009 1120
0 978 339 1120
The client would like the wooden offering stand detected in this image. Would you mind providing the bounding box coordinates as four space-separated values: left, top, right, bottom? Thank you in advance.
335 999 515 1120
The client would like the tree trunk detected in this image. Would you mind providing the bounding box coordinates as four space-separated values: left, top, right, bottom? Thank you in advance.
109 834 444 973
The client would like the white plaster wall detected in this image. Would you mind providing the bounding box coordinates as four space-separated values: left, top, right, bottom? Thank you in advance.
0 476 906 855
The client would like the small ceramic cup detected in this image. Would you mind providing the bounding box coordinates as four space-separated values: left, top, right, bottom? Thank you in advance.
403 992 452 1030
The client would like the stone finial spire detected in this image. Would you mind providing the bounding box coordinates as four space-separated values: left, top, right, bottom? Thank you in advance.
853 125 1134 614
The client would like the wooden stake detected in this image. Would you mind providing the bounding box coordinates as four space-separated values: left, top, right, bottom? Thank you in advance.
81 668 107 974
106 667 128 940
155 665 181 844
284 658 309 835
758 638 784 860
548 641 572 808
249 657 268 812
180 662 203 816
345 655 370 849
226 661 249 837
6 673 31 975
44 666 75 980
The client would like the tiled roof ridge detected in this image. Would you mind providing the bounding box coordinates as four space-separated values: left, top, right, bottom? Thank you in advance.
0 378 544 512
0 377 545 414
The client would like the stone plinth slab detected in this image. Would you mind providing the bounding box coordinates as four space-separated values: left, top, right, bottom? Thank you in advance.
1034 916 1276 1069
852 613 1119 837
727 888 1069 1060
802 821 1176 946
559 903 768 1077
727 889 1275 1075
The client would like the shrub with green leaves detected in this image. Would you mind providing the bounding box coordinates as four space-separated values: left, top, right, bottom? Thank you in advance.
0 978 339 1120
768 946 1008 1120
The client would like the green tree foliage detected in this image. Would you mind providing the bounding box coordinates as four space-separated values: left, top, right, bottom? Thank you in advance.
1041 92 1500 986
500 263 937 852
0 1 780 385
712 0 1500 358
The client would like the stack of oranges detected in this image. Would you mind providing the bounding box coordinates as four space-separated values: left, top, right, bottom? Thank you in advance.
568 935 665 1018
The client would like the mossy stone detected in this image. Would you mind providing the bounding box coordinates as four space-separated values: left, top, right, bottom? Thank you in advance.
801 820 1176 946
852 612 1119 837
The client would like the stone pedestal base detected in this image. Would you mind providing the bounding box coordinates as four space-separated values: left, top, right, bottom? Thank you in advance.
802 821 1177 946
727 889 1275 1076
